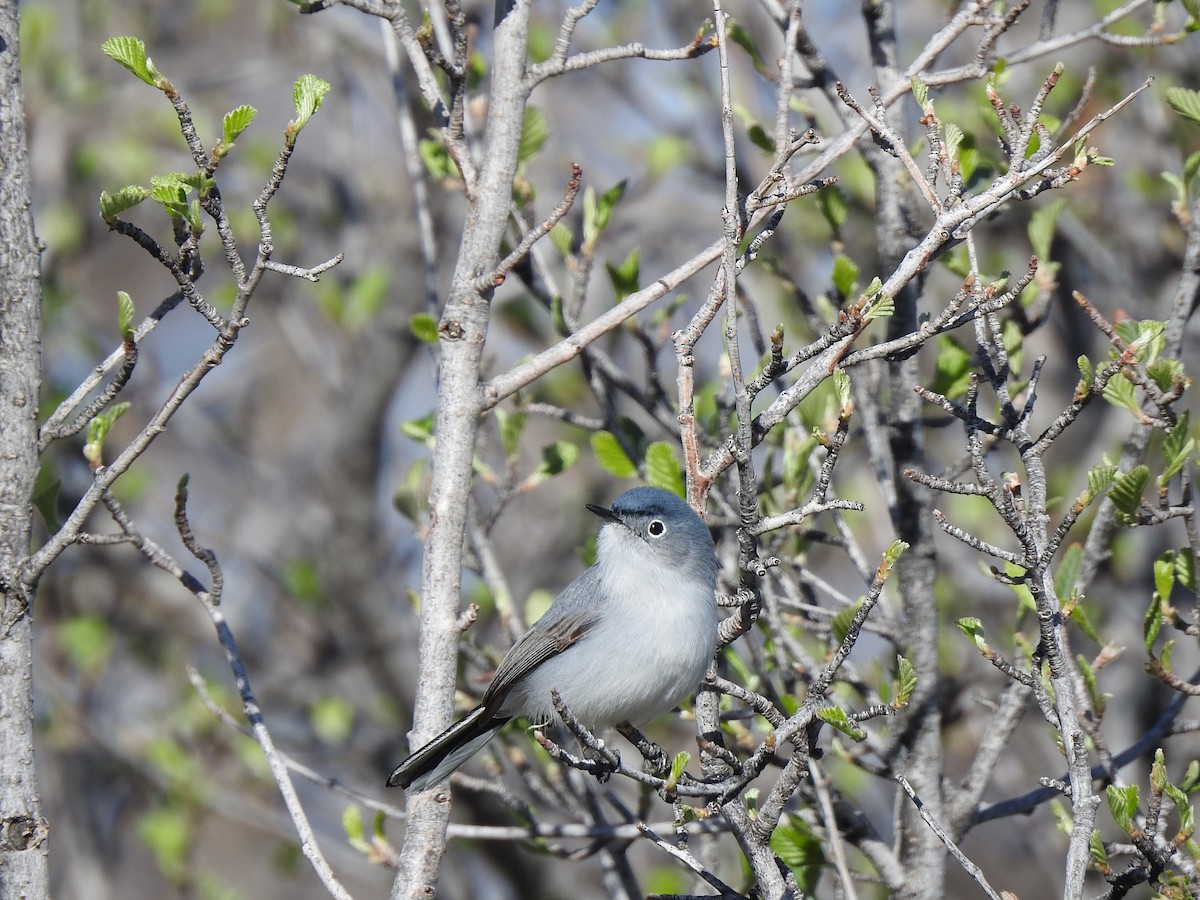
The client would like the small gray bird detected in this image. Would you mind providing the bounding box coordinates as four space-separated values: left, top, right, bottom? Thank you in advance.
388 486 719 791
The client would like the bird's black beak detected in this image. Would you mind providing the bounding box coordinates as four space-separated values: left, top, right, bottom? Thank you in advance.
586 503 621 524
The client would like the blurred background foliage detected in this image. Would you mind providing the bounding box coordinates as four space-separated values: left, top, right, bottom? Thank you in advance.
18 0 1200 897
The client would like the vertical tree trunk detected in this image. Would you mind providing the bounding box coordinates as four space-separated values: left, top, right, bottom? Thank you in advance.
0 2 49 897
391 2 532 897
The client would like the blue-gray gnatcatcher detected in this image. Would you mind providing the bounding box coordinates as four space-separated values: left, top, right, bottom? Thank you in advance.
387 486 719 791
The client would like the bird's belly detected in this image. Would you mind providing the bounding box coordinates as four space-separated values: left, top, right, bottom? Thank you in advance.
503 607 716 727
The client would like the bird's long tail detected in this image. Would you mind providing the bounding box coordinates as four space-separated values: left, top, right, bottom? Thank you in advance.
387 705 510 791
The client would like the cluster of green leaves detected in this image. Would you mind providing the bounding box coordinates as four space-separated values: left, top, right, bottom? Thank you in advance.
1089 749 1200 895
97 35 329 229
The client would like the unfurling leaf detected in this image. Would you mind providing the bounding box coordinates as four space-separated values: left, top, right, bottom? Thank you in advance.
217 105 257 157
582 180 627 249
831 255 859 299
669 752 690 784
99 186 150 224
1110 465 1149 516
289 73 331 142
83 402 133 469
911 75 929 107
117 291 135 338
894 654 917 708
1106 784 1139 834
100 35 162 88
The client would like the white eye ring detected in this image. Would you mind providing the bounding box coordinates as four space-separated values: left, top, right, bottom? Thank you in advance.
648 520 665 537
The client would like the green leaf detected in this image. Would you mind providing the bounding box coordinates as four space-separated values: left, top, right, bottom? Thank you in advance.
399 412 435 446
1106 784 1139 834
309 696 355 745
591 431 637 478
727 21 767 74
669 752 690 783
495 408 526 458
117 291 135 338
646 133 693 177
1055 543 1083 600
1077 653 1105 716
746 121 774 153
831 254 859 299
605 248 640 303
150 173 213 220
100 35 161 87
217 105 257 157
831 599 864 647
880 539 909 572
1183 760 1200 793
393 458 428 523
1160 411 1194 484
290 73 331 139
832 367 852 416
409 312 439 343
1155 552 1177 604
32 464 61 532
1177 549 1197 594
942 122 964 162
1110 465 1149 516
769 818 826 895
1028 198 1066 261
1153 748 1168 793
931 335 973 399
1101 372 1139 416
1166 86 1200 125
519 106 549 166
1089 830 1108 869
1087 464 1117 501
1050 799 1073 836
911 75 929 107
644 442 685 497
1076 355 1094 395
527 440 579 486
1146 358 1185 393
862 287 893 321
582 180 627 248
1186 149 1200 190
957 616 990 655
1125 319 1166 363
418 136 457 180
84 401 132 468
894 654 917 707
1145 592 1163 653
549 222 574 257
99 185 150 224
343 805 368 852
58 614 113 676
816 705 866 741
1167 783 1195 839
137 805 193 884
818 186 848 233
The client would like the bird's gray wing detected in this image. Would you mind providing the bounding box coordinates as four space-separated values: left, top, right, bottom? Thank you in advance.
480 584 600 713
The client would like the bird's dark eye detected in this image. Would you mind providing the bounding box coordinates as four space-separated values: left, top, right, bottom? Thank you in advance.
648 520 665 537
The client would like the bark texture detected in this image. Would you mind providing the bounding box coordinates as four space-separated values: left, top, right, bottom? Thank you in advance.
0 1 49 896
